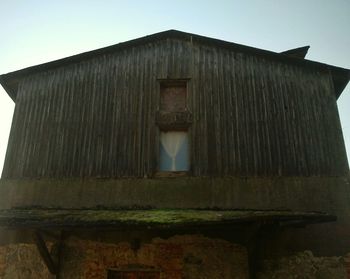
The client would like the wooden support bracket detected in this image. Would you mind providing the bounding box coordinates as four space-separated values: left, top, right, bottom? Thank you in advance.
246 223 262 279
33 230 61 275
246 222 282 279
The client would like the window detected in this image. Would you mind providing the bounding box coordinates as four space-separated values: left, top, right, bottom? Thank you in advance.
156 80 191 174
159 131 189 171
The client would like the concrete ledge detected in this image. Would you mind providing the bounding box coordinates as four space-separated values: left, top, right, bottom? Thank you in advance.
0 209 336 229
0 176 349 217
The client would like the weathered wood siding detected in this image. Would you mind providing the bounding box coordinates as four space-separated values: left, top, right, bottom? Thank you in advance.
2 38 348 178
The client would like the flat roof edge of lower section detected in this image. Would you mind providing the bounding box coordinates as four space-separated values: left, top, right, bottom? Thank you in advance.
0 209 336 230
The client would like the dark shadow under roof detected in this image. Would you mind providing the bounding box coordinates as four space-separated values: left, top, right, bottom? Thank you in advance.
0 209 336 229
0 29 349 101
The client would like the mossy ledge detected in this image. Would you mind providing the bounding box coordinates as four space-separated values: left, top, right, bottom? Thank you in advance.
0 209 335 229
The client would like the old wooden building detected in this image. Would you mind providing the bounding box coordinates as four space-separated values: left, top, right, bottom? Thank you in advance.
0 30 349 278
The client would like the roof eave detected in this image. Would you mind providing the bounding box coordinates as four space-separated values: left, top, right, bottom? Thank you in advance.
0 29 349 101
0 75 16 102
331 69 350 100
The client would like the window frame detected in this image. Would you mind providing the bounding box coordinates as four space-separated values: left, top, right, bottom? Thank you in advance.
155 79 192 177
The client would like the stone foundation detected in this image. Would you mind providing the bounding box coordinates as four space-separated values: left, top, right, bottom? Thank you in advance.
0 235 348 279
0 243 54 279
0 235 249 279
258 251 347 279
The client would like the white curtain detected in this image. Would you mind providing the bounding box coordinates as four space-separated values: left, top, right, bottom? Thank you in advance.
160 131 187 171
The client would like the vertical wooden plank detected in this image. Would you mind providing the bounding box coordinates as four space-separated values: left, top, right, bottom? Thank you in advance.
2 37 348 178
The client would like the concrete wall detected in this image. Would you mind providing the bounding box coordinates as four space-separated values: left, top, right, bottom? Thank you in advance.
0 177 349 213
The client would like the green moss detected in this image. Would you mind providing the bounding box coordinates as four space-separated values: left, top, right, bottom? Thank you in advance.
0 209 335 229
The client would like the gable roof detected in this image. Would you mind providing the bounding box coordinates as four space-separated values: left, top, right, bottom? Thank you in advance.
0 29 349 101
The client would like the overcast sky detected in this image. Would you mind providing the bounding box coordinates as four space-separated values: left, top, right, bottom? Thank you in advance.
0 0 349 173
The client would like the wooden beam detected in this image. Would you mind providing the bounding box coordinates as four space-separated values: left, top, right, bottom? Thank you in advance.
245 223 261 279
33 231 58 275
246 222 283 279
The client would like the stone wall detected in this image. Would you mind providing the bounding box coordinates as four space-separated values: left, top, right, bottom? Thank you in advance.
0 243 54 279
60 235 249 279
258 251 347 279
0 235 349 279
0 235 249 279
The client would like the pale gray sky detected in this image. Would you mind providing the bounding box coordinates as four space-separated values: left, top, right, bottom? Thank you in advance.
0 0 349 172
